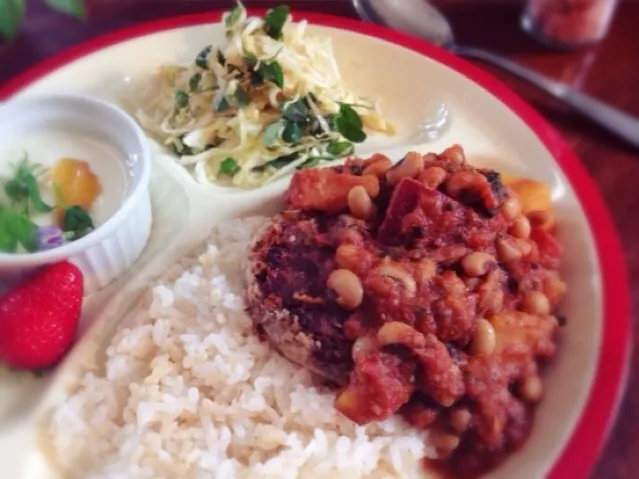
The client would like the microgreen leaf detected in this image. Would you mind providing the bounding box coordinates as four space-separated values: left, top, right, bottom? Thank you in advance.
0 206 37 253
0 0 25 40
9 212 37 251
189 73 202 92
5 157 52 213
338 103 363 129
196 46 212 69
244 52 258 67
263 121 283 146
224 5 243 28
334 104 367 143
23 174 52 213
266 153 299 169
270 62 284 88
175 90 190 108
5 158 31 208
282 99 308 124
245 53 263 86
281 122 302 144
326 141 355 157
263 5 289 40
220 157 240 176
0 208 18 253
0 231 17 253
261 61 284 89
62 205 94 239
297 157 321 169
336 119 367 143
234 86 250 107
4 178 26 204
249 60 284 89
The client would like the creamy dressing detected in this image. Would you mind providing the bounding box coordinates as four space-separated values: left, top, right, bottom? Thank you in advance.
0 126 129 227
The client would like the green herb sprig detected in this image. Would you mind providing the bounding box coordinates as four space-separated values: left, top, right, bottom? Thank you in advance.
0 157 61 253
4 157 53 216
0 205 37 253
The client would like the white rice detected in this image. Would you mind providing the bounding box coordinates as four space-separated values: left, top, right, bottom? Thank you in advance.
47 217 434 479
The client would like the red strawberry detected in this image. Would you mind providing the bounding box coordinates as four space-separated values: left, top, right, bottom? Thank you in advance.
0 261 84 370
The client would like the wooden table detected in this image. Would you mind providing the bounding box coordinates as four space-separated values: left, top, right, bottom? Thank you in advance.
1 0 637 477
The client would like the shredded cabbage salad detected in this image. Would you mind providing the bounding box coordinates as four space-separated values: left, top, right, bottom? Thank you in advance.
136 2 394 188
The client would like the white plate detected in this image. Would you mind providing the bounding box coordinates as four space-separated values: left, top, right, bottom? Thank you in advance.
0 10 630 479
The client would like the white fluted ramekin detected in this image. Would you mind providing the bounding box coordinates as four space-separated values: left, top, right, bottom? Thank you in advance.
0 93 152 294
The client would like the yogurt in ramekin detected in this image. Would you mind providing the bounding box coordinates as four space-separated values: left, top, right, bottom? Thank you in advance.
0 93 153 293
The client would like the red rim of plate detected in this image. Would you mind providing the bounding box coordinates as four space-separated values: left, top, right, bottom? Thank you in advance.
0 10 630 478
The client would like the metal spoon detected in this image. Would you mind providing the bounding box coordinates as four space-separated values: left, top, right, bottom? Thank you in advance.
352 0 639 149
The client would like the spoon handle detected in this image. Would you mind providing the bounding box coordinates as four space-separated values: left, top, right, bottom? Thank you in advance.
453 45 639 149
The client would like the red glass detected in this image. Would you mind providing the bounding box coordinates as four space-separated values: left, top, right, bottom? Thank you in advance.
521 0 620 49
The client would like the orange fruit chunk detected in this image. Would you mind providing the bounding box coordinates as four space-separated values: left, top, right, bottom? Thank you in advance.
51 158 102 225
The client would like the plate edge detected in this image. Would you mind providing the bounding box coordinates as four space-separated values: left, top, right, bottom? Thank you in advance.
0 9 631 479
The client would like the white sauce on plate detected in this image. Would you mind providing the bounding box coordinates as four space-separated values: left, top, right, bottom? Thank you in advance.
0 125 129 226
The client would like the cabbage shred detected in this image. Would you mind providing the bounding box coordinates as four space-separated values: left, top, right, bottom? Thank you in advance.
136 2 394 188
